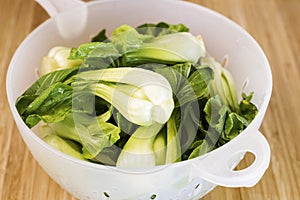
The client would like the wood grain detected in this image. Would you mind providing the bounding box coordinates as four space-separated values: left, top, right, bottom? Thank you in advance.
1 0 300 199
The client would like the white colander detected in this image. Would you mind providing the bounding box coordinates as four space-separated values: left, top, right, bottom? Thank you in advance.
6 0 272 199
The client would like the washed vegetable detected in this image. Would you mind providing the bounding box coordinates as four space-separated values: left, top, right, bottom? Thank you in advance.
68 24 205 66
116 123 163 168
202 57 239 112
40 46 82 76
16 22 258 168
75 67 174 126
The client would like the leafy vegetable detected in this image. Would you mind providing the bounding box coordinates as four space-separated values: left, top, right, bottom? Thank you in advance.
153 129 167 165
188 139 213 160
176 66 213 105
16 67 78 128
40 47 82 76
137 22 189 36
22 82 73 128
165 110 181 164
43 113 120 159
75 67 174 126
116 123 163 168
15 22 259 168
68 24 205 67
203 57 239 112
124 32 205 65
69 42 101 60
239 92 258 121
91 29 108 42
42 134 87 161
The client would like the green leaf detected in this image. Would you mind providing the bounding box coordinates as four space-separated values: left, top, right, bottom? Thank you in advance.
137 22 189 36
177 66 214 105
48 113 120 159
203 96 228 133
16 95 38 117
92 145 121 166
222 113 249 142
91 29 108 42
176 102 200 155
16 67 78 116
202 57 239 112
71 92 97 115
69 42 101 60
81 121 121 159
152 62 191 95
110 24 150 53
203 96 231 146
239 92 258 122
19 67 78 96
21 82 73 128
188 139 213 159
84 42 122 69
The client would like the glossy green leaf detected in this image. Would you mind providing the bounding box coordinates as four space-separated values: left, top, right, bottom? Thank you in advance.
137 22 189 36
91 29 108 42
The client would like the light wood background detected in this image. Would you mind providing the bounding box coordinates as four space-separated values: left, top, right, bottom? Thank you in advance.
1 0 300 199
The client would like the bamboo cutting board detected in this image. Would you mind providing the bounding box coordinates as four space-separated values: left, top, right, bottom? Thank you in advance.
1 0 300 199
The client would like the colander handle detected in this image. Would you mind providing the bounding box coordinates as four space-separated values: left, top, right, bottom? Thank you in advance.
35 0 86 17
35 0 87 39
191 130 270 187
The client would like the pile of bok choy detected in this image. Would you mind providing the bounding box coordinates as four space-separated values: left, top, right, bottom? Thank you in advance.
16 22 258 168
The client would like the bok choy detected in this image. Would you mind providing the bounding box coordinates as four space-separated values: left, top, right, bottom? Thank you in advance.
16 22 258 168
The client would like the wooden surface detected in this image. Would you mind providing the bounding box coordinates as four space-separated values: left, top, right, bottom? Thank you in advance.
1 0 300 199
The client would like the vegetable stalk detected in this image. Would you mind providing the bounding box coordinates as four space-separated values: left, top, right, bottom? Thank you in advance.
116 123 163 168
76 67 175 126
40 47 82 76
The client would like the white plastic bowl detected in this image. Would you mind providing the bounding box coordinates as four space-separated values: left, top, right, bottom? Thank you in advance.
6 0 272 199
